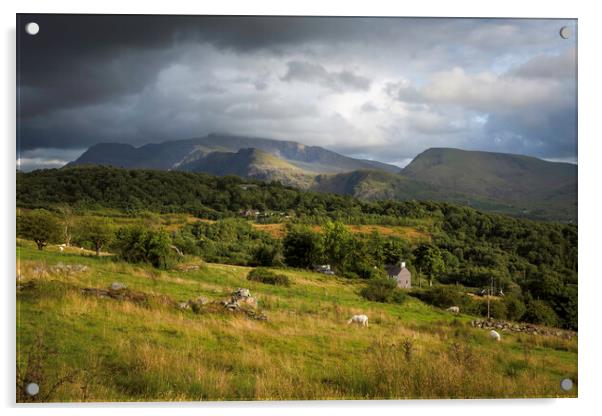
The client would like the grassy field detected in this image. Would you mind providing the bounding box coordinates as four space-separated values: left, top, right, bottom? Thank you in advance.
17 208 431 243
252 222 430 242
16 240 577 402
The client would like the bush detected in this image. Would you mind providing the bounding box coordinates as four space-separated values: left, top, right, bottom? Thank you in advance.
360 279 407 304
411 286 462 308
247 268 291 286
523 299 559 327
354 262 387 280
340 271 360 279
410 285 479 313
114 226 174 269
504 295 527 321
478 299 508 320
283 225 324 268
187 218 281 266
170 231 200 256
252 243 284 267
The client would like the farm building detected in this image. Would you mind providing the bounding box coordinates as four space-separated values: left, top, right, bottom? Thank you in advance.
315 264 335 275
386 261 411 288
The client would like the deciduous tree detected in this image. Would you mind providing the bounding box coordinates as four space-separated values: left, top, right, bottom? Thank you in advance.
18 209 61 250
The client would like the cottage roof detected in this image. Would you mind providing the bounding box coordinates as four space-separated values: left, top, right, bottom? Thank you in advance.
385 263 410 277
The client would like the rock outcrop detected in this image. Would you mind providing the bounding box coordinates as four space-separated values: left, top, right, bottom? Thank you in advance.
470 319 575 339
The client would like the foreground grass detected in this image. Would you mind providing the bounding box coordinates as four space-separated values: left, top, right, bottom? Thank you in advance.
16 241 577 402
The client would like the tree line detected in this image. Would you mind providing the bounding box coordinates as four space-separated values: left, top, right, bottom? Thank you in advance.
16 166 577 330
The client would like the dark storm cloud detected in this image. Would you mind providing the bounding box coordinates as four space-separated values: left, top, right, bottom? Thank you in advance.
17 15 577 168
17 15 558 119
17 14 381 136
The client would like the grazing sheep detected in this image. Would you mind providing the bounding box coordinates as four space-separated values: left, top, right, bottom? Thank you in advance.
59 246 64 252
347 314 369 327
489 330 501 342
446 306 460 314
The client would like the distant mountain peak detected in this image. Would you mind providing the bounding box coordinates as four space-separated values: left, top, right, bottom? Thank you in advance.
69 133 401 175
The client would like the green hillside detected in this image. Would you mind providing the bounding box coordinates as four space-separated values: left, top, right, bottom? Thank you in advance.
17 242 577 401
312 170 511 208
311 170 427 197
16 166 578 330
307 149 577 222
401 148 577 221
178 148 315 188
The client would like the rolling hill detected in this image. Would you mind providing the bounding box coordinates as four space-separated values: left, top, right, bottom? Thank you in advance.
402 148 577 203
310 170 530 218
312 170 444 200
310 149 577 222
400 148 577 221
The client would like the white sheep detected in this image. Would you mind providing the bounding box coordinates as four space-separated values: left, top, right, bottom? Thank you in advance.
489 330 501 342
347 314 369 327
59 246 64 252
446 306 460 314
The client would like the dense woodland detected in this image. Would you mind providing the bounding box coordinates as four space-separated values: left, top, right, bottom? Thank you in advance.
17 166 577 330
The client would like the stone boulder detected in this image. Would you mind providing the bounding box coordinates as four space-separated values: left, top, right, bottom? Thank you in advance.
232 288 251 300
238 296 257 308
176 288 266 321
110 282 126 291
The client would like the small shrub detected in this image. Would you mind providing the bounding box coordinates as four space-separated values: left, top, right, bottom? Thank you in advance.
401 338 414 362
505 360 529 378
252 243 284 267
409 285 476 312
189 302 203 314
340 270 360 279
247 268 291 286
354 263 387 280
478 299 508 320
360 279 407 304
504 295 527 321
523 299 559 327
447 342 478 370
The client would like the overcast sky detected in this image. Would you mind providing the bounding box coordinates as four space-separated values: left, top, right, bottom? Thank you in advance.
17 15 577 171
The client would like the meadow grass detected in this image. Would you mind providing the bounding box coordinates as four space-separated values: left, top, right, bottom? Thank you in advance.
16 241 577 402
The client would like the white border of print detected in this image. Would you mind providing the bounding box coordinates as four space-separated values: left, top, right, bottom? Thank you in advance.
2 1 600 415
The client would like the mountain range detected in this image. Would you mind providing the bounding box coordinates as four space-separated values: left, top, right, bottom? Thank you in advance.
68 134 577 221
71 134 399 173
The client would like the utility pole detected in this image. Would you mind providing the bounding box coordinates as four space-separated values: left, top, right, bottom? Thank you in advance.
487 276 493 320
487 286 490 320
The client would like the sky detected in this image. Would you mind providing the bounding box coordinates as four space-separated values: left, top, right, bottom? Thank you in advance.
17 14 577 171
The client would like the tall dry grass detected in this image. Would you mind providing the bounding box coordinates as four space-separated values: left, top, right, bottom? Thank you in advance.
16 248 577 402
